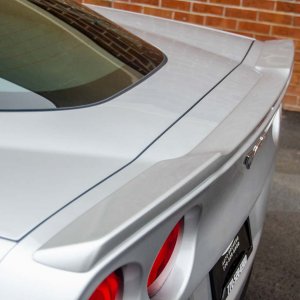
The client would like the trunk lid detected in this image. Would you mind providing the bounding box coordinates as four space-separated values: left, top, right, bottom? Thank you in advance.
0 7 253 241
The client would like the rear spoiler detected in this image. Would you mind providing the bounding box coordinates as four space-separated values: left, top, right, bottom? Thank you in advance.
198 39 294 154
34 39 293 273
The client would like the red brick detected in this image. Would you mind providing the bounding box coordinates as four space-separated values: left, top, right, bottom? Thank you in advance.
272 26 300 39
206 16 237 30
144 7 173 18
225 8 257 20
294 51 300 62
243 0 275 10
294 62 300 73
287 84 300 95
112 2 143 12
284 95 298 106
161 0 191 11
174 12 205 24
294 16 300 27
277 2 300 14
210 0 240 5
291 72 300 85
259 12 292 25
131 0 159 5
84 0 112 5
294 40 300 50
254 34 277 41
238 21 270 34
229 30 254 38
193 3 224 15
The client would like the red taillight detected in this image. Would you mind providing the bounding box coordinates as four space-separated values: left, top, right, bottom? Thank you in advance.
147 219 183 296
89 271 122 300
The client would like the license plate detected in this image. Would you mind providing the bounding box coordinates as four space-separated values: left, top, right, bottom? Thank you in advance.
210 219 252 300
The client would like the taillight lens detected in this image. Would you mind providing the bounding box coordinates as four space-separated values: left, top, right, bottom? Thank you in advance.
147 219 184 297
89 271 122 300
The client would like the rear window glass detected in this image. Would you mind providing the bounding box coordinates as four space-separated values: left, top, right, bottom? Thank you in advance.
0 0 165 110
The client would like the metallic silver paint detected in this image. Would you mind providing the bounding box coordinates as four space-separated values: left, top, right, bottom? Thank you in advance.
0 6 293 300
0 8 253 241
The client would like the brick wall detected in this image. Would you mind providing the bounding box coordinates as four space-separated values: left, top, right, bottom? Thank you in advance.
81 0 300 112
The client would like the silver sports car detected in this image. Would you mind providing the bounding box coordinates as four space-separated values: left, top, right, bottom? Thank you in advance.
0 0 293 299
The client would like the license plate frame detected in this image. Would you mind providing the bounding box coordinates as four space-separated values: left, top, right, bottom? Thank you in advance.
210 219 253 300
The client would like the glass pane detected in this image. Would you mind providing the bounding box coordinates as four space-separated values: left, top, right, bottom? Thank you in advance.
0 0 164 110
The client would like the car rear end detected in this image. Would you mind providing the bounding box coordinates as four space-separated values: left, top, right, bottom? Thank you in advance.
70 8 292 300
78 47 291 299
32 31 292 300
0 3 293 300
